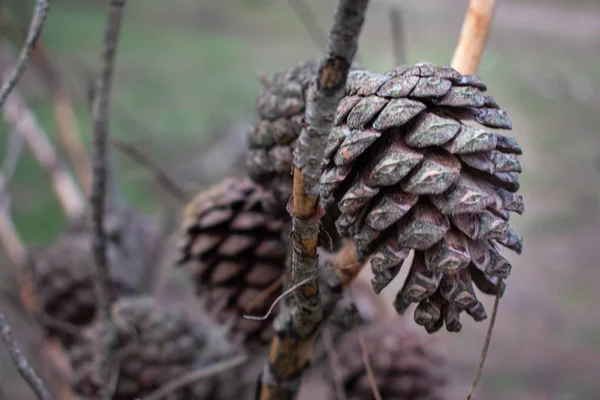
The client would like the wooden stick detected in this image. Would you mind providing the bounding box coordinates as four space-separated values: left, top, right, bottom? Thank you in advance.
451 0 496 75
0 0 50 108
0 312 54 400
0 67 86 219
389 7 406 66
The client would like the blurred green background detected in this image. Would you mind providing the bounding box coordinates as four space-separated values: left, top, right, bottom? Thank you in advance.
1 0 599 399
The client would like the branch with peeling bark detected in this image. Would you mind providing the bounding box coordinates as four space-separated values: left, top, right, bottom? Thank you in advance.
259 2 369 398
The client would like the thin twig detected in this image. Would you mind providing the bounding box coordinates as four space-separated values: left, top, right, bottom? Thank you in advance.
0 207 26 266
357 329 382 400
143 354 247 400
388 7 405 65
243 277 311 321
286 0 327 50
112 138 188 203
90 0 126 319
451 0 496 75
466 278 502 400
0 312 54 400
0 0 51 109
0 128 24 196
0 63 86 219
322 327 347 400
242 276 284 314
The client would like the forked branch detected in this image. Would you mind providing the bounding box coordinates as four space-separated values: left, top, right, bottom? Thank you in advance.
0 312 54 400
451 0 496 75
0 0 51 108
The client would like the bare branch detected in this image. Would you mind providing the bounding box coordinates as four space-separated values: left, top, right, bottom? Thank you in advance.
0 129 25 195
90 0 127 318
451 0 496 75
112 138 188 203
466 278 502 400
357 329 382 400
0 0 51 109
0 64 86 219
144 354 247 400
0 312 54 400
322 327 347 400
0 205 26 266
287 0 327 50
388 7 405 66
29 42 92 194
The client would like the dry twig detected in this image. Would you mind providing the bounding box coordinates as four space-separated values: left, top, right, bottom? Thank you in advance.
90 0 126 318
0 62 86 219
466 278 503 399
322 327 347 400
144 354 247 400
0 312 54 400
451 0 496 75
259 2 369 395
0 0 50 108
286 0 327 50
357 329 382 400
112 138 188 203
389 7 406 66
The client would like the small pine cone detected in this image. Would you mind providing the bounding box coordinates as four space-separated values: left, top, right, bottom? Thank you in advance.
246 59 320 216
333 322 447 400
69 297 236 400
31 229 143 345
321 62 524 332
176 177 287 348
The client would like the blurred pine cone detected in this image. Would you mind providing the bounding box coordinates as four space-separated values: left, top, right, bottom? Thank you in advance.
246 59 319 216
332 322 447 400
176 177 287 348
321 63 524 332
69 297 236 400
31 228 144 345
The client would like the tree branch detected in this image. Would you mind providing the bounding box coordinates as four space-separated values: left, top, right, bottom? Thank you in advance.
451 0 496 75
0 312 54 400
112 138 188 203
90 0 126 319
0 59 86 219
0 0 50 109
389 7 405 66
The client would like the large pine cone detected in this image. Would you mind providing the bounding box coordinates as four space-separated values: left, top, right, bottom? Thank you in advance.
321 63 524 332
246 59 319 216
176 177 287 348
332 322 447 400
31 228 143 345
69 297 236 400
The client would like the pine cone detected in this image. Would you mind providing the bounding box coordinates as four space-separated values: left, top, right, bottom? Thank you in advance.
69 297 236 400
31 229 143 345
321 63 524 332
332 322 447 400
176 177 287 348
246 59 319 216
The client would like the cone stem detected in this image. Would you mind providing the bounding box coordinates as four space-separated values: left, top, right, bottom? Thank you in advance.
451 0 496 74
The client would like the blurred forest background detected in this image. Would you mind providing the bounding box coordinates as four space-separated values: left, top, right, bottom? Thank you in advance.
0 0 599 399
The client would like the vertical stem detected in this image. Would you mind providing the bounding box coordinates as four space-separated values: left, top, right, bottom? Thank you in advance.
389 7 405 66
259 3 370 397
90 0 126 319
451 0 496 75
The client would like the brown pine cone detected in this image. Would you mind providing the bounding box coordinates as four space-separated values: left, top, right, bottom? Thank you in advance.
176 176 287 348
246 59 319 216
331 322 447 400
31 228 144 345
321 63 524 332
69 297 237 400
